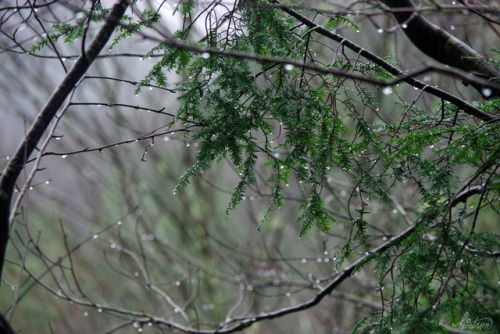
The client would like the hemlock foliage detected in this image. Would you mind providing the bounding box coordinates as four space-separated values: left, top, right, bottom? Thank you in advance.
130 2 500 331
2 0 499 333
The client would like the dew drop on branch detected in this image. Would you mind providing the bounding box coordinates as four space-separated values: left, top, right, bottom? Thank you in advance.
481 88 492 97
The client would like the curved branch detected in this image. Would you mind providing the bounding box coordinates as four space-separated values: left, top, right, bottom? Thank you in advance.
381 0 500 98
273 2 497 122
0 0 131 284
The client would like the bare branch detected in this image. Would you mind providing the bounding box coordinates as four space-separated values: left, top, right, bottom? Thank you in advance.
0 0 131 284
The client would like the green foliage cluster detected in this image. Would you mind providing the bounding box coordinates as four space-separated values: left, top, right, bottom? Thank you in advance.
139 2 357 236
137 2 499 331
30 0 499 332
30 4 160 54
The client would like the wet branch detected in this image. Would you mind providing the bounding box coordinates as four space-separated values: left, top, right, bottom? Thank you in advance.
0 0 131 285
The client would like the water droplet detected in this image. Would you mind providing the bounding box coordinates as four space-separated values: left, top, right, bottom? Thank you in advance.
481 88 492 97
301 258 307 263
45 180 50 185
116 220 122 225
201 52 210 59
97 308 102 313
175 281 181 286
92 234 98 239
284 64 294 71
83 312 89 317
285 292 291 297
377 28 383 33
317 258 322 263
382 87 392 95
401 23 408 29
450 25 455 30
61 154 68 159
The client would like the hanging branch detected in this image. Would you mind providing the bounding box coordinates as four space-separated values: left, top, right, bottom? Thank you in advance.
271 0 497 122
380 0 500 98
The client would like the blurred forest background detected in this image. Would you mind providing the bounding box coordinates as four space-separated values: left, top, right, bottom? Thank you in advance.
0 0 499 333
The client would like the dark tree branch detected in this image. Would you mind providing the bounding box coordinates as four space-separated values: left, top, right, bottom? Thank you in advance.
0 314 15 334
272 1 497 122
0 0 131 286
449 185 484 208
380 0 500 98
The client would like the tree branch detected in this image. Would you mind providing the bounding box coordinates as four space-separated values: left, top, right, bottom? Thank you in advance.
273 1 497 122
380 0 500 98
0 0 131 284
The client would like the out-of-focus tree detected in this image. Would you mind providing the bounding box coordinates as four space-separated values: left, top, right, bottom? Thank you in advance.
0 0 499 333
